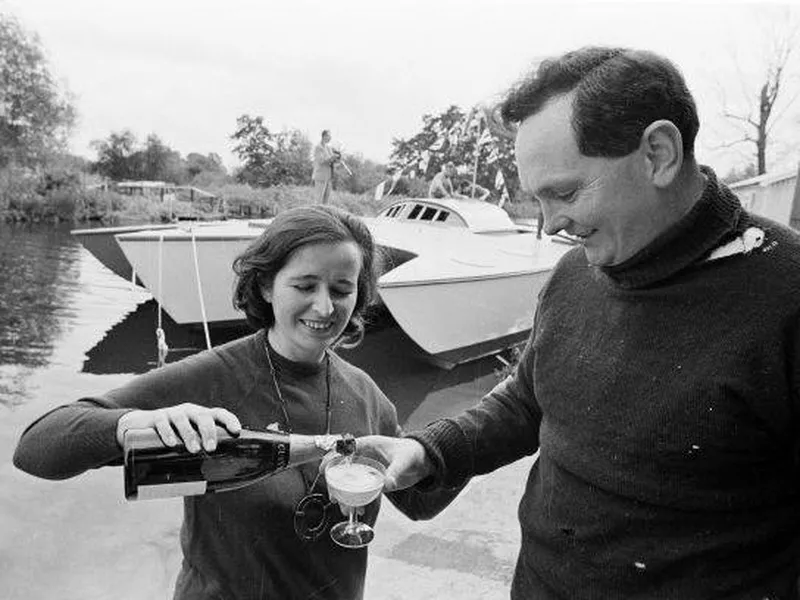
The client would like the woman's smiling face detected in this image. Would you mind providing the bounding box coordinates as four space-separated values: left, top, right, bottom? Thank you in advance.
264 241 362 363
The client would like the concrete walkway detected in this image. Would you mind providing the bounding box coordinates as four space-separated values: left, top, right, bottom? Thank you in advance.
366 457 530 599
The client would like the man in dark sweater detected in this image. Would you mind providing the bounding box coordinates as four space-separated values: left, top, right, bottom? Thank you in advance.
359 47 800 599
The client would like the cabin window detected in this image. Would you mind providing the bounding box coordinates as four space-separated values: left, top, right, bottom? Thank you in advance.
408 204 423 219
435 211 449 222
383 205 402 218
420 207 437 221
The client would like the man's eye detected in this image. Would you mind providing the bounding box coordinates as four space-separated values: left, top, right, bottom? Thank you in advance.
331 289 354 298
535 189 576 204
294 285 314 293
554 190 576 201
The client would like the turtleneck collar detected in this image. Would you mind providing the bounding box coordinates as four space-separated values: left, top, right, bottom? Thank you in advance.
599 166 743 289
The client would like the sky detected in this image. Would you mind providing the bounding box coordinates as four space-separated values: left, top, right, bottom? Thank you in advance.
3 0 800 176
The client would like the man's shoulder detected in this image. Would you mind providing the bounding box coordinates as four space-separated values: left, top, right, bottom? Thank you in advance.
732 212 800 261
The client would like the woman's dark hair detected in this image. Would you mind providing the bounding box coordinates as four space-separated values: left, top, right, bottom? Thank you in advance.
499 46 699 159
232 205 377 347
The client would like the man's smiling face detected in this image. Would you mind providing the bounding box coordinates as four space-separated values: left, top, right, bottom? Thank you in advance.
515 93 661 267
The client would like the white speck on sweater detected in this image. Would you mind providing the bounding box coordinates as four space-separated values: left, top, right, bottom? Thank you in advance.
707 227 765 261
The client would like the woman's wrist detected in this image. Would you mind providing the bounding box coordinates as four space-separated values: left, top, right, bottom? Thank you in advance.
115 410 139 447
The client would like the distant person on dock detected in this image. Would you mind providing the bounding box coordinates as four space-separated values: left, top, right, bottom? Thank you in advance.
428 162 458 198
312 129 341 204
455 177 490 201
13 205 460 600
357 46 800 599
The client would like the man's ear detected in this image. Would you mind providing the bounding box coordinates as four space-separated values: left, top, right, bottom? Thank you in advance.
640 120 683 188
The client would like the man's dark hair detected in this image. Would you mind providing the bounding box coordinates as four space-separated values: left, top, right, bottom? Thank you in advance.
499 47 699 158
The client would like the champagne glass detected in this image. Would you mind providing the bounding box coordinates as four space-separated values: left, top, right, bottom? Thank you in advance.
324 454 386 548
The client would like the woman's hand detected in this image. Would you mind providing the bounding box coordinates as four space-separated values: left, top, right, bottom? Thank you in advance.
116 403 241 452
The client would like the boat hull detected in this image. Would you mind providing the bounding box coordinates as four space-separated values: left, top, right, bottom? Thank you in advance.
71 224 181 284
108 207 573 368
116 224 256 325
379 269 550 368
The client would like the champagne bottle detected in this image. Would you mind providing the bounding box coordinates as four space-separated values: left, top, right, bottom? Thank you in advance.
123 427 355 501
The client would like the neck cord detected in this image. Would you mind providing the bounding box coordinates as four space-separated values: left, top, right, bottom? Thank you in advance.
264 336 336 542
263 336 332 437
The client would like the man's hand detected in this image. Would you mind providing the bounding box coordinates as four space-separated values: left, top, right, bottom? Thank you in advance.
355 436 434 492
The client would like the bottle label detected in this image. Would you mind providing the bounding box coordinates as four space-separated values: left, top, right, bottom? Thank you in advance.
137 480 208 500
276 442 289 470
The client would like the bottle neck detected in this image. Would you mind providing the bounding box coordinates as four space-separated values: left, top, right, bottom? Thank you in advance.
288 433 345 465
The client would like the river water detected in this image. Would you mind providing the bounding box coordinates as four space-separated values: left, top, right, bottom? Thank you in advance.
0 221 525 599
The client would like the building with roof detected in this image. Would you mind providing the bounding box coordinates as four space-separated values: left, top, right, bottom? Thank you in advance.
729 164 800 229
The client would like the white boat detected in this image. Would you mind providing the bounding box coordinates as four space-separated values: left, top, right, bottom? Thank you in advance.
72 222 184 284
71 220 228 285
80 198 572 368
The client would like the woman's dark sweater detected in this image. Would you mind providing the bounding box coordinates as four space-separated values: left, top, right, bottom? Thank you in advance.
412 168 800 599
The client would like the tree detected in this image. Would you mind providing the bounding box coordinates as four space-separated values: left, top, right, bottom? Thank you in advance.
0 13 76 168
90 131 190 183
718 8 800 175
90 130 138 181
388 104 518 201
335 153 386 195
230 114 312 187
139 134 171 181
186 152 225 180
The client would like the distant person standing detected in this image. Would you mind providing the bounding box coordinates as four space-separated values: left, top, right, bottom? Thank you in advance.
312 130 340 204
428 162 457 198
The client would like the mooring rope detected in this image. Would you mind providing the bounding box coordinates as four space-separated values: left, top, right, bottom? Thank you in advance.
156 233 169 367
190 227 212 351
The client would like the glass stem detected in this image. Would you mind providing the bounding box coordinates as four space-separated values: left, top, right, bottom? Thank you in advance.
347 507 357 531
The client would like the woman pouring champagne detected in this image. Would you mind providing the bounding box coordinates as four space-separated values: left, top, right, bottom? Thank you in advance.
14 205 462 600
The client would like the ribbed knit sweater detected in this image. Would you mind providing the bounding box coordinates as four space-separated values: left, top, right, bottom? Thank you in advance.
411 168 800 599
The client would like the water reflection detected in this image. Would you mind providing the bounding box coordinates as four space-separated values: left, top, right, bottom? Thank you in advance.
82 299 250 375
0 223 82 369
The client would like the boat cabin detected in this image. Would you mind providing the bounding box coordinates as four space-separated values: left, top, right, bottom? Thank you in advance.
378 197 530 235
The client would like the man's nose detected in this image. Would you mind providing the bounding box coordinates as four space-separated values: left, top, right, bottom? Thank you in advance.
542 205 569 236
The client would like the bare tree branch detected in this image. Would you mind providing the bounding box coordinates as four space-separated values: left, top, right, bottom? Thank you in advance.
719 6 799 174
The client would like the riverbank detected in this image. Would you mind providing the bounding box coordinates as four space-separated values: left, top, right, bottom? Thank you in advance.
1 178 380 225
1 175 540 226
